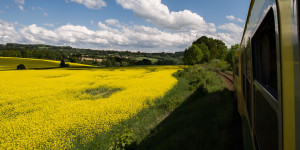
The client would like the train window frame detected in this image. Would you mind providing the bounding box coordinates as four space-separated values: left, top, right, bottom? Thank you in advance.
251 5 282 150
251 9 278 100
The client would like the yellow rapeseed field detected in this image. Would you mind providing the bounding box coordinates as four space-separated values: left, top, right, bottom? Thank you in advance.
0 57 92 70
0 58 182 149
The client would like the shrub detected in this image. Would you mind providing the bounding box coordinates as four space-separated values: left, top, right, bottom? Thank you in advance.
110 128 137 150
17 64 26 70
121 61 128 66
60 60 70 67
114 62 121 67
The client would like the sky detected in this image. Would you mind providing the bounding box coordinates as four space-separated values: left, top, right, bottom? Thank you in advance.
0 0 250 52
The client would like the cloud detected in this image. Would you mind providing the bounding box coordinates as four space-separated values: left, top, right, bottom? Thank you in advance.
0 19 200 51
98 22 110 30
236 18 244 23
44 23 54 27
218 23 244 45
15 0 25 5
116 0 216 33
0 20 21 43
105 19 122 28
0 18 244 52
19 24 58 44
18 5 24 11
226 15 235 21
226 15 245 23
15 0 25 11
67 0 107 9
43 12 48 17
218 23 243 33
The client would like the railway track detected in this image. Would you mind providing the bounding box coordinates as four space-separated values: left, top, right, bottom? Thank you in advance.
213 70 234 91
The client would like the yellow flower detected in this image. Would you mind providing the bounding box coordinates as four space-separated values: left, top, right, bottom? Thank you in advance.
0 58 183 149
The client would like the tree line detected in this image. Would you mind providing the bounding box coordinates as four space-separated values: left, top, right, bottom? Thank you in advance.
183 36 239 67
0 43 184 66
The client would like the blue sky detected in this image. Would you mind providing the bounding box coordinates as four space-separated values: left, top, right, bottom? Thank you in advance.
0 0 250 52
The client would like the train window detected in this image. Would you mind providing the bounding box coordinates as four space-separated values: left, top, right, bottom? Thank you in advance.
252 9 278 99
235 56 239 76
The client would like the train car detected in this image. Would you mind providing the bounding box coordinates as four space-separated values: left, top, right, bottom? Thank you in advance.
233 0 300 149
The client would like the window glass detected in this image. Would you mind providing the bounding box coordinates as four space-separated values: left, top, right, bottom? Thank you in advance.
252 9 278 99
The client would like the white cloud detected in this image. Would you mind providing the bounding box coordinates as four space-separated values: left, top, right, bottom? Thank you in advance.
15 0 25 11
226 15 235 21
105 19 121 27
18 5 24 11
226 15 245 23
116 0 216 33
44 23 54 27
98 22 110 30
43 12 48 17
0 20 21 43
68 0 107 9
0 18 243 52
0 19 199 51
218 23 243 33
15 0 25 5
19 24 58 44
218 23 244 45
236 18 244 23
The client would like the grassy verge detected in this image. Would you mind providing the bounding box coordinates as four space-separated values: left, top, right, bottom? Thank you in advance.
73 65 242 150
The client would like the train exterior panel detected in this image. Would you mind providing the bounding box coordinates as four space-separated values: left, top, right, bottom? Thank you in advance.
233 0 300 149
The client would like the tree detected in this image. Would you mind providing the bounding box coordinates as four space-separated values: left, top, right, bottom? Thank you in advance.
225 44 239 67
60 59 69 67
197 43 210 62
17 64 26 70
192 36 228 60
183 44 204 65
215 39 228 60
114 62 121 67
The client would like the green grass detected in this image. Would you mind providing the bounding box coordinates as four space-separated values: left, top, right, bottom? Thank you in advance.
135 57 158 63
0 57 93 70
72 65 242 150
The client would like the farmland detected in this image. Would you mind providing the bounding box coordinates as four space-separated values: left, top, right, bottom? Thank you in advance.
0 57 92 70
0 57 182 149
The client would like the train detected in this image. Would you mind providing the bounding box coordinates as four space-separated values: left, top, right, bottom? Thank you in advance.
233 0 300 149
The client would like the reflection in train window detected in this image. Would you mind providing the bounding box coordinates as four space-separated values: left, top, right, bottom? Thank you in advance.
252 9 278 99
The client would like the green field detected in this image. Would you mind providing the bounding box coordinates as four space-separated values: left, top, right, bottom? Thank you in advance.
0 57 92 70
135 57 159 63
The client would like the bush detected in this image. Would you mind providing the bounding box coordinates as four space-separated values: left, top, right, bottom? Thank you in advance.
60 60 70 67
121 61 128 66
110 128 137 150
17 64 26 70
114 62 121 67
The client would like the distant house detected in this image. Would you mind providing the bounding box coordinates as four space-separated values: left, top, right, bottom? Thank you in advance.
82 57 102 62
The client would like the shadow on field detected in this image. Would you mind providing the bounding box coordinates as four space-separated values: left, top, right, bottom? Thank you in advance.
134 88 243 150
